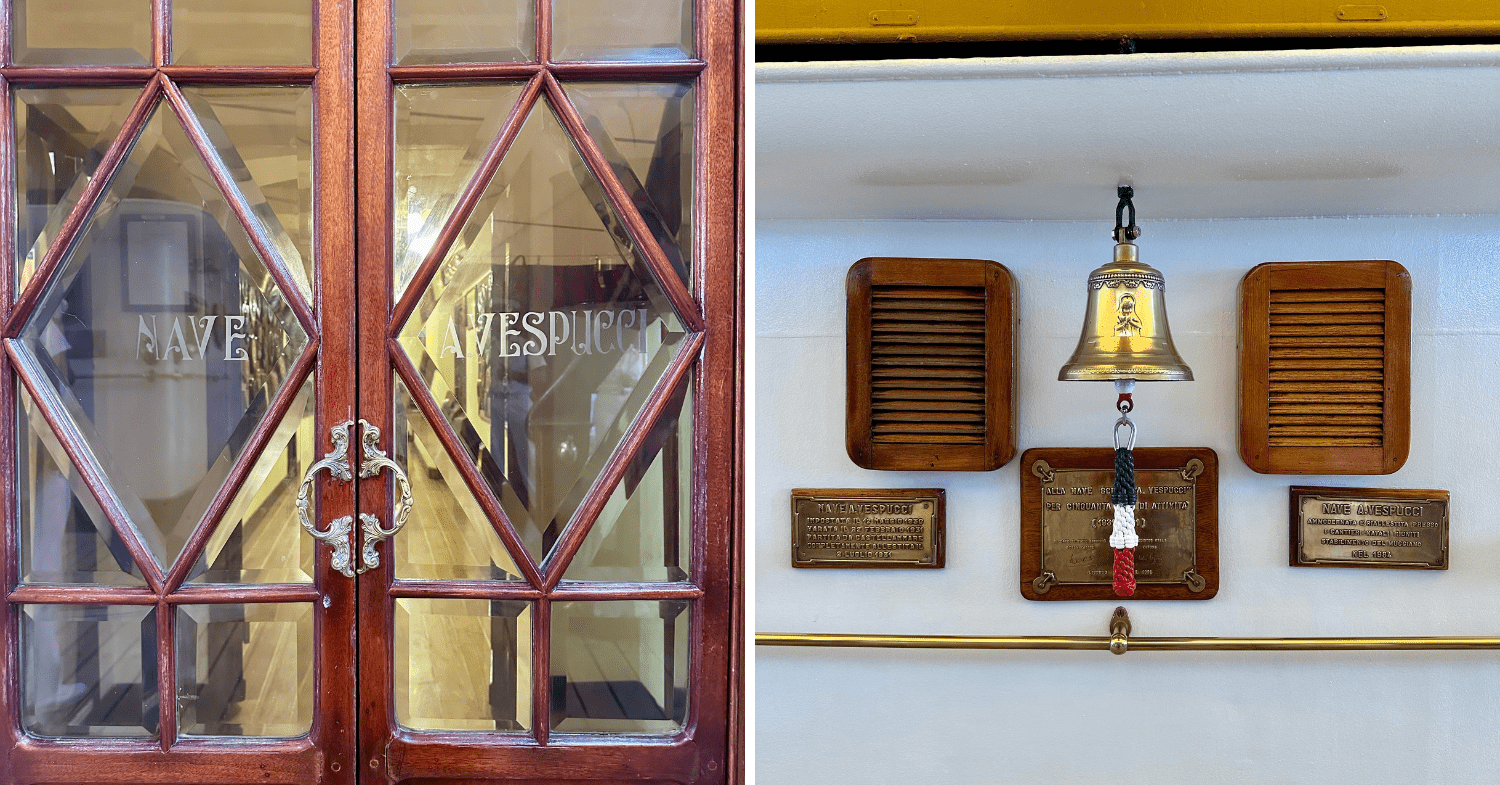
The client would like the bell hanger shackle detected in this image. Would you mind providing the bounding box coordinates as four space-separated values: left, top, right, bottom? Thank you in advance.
1114 185 1142 244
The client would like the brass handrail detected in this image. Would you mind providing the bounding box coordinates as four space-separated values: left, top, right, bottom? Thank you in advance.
757 631 1500 653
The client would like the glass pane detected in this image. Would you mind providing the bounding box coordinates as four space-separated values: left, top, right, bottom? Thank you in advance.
393 377 524 581
16 87 141 295
175 603 313 737
562 380 689 582
21 604 158 738
180 87 315 300
171 0 313 65
188 378 315 584
396 98 689 566
396 598 532 731
552 0 692 61
395 0 534 65
18 101 310 576
395 83 526 297
565 83 693 290
14 0 151 65
551 600 687 733
18 388 145 586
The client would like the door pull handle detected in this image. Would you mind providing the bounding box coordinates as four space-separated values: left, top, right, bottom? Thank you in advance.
297 421 357 578
355 418 413 574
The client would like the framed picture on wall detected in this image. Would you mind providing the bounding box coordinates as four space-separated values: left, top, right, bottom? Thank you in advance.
119 212 200 312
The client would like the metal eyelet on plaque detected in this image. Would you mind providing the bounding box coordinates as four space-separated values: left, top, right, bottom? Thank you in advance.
296 421 357 578
355 418 414 574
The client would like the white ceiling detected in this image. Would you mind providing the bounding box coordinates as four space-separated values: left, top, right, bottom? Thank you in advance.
755 46 1500 222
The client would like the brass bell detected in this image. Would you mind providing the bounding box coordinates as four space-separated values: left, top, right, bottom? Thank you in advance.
1058 188 1193 382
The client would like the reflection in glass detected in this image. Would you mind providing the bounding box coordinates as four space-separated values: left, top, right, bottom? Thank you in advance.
180 87 316 299
551 600 688 733
16 87 142 295
396 98 688 566
14 0 151 65
171 0 313 65
18 101 310 577
552 0 692 61
175 603 313 737
393 377 524 581
188 379 315 584
395 0 534 65
396 598 532 731
394 84 526 297
21 604 158 738
566 83 694 289
563 380 690 582
18 388 145 586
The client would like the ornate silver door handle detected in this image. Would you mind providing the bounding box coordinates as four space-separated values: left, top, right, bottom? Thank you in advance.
296 421 356 578
355 418 413 573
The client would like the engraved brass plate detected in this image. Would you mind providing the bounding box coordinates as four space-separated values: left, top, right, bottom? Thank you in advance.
791 488 944 568
1021 447 1218 601
1290 486 1448 569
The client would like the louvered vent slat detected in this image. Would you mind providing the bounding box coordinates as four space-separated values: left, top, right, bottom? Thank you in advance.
869 284 987 446
1240 263 1410 475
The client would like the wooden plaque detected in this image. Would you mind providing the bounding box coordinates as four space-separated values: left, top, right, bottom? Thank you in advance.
791 488 945 567
1239 261 1411 474
846 257 1016 471
1020 447 1219 601
1289 486 1449 569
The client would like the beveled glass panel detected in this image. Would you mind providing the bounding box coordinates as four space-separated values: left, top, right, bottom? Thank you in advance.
171 0 313 65
396 98 689 566
21 604 158 738
188 378 315 584
180 87 316 299
551 600 688 733
18 388 145 586
395 0 534 65
16 87 142 295
175 603 313 737
396 598 532 731
394 83 526 297
562 380 690 583
18 102 310 576
394 377 524 581
14 0 151 65
552 0 692 61
565 83 694 289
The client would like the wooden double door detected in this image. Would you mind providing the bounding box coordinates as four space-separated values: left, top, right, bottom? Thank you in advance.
0 0 741 782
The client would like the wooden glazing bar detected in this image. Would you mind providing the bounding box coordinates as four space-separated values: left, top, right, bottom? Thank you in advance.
389 342 546 588
389 74 543 332
7 585 157 605
549 582 703 601
543 73 704 333
537 0 554 63
153 0 171 66
0 67 157 86
157 599 176 749
0 0 11 65
388 581 544 600
387 63 540 82
547 61 708 80
0 359 16 756
162 79 318 334
540 335 704 590
1 75 12 307
7 342 166 592
165 584 322 604
160 344 318 590
532 598 550 745
6 76 163 338
161 66 320 84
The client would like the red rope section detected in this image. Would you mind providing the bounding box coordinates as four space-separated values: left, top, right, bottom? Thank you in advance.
1112 546 1136 597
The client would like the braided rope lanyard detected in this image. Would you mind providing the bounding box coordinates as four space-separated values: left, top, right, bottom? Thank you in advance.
1110 382 1138 597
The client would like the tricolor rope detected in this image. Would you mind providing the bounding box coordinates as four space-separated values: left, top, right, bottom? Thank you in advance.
1111 391 1137 597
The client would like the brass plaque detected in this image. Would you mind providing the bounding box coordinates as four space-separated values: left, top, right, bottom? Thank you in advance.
1020 447 1219 601
1290 486 1449 569
791 488 944 568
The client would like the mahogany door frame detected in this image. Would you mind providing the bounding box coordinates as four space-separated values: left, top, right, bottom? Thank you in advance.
0 0 360 782
352 0 743 782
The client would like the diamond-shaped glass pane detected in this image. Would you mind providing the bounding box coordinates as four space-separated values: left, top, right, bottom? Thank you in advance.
16 87 142 295
562 377 689 583
18 386 145 586
393 376 523 581
565 83 693 291
396 97 688 566
394 83 526 297
18 100 310 575
180 86 315 300
187 377 315 585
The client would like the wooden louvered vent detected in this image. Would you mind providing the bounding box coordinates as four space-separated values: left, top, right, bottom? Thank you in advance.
847 258 1016 471
1240 261 1411 475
